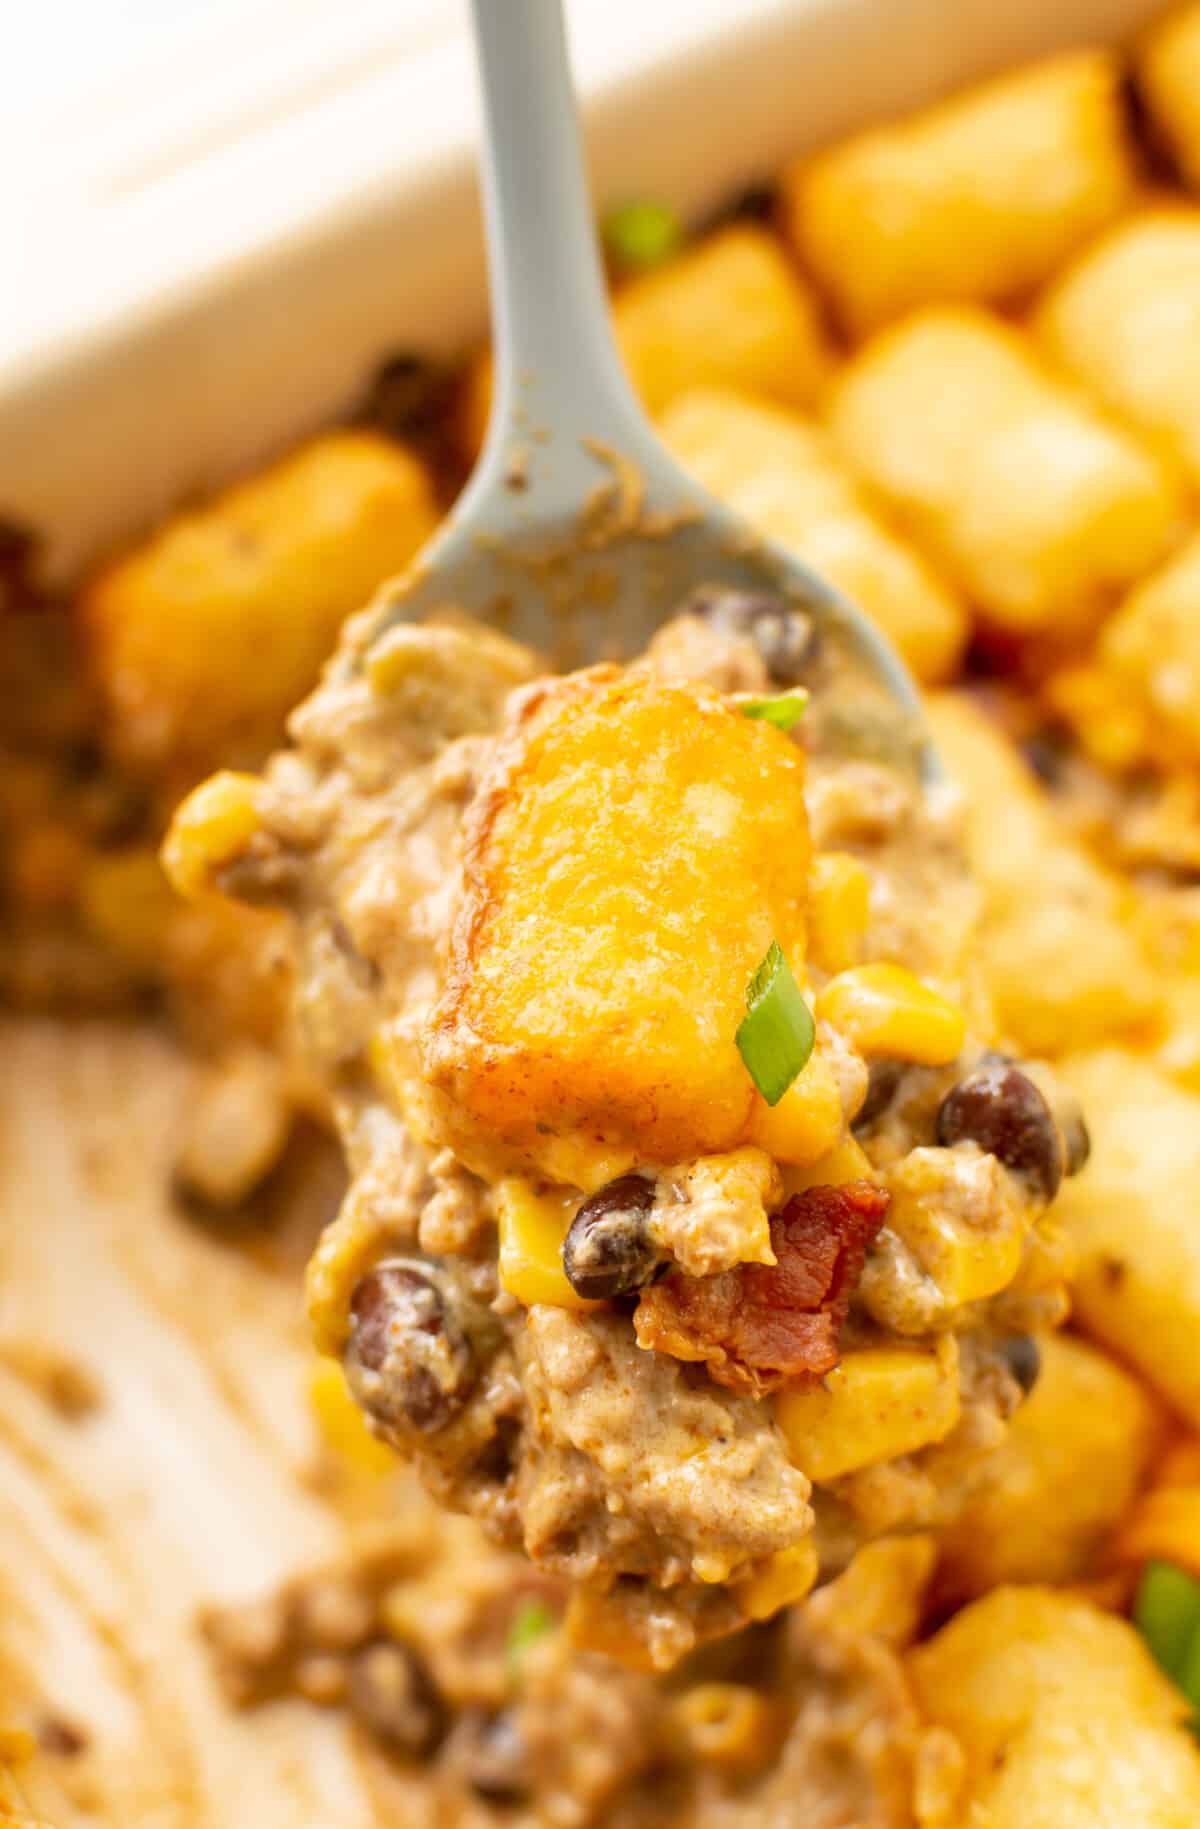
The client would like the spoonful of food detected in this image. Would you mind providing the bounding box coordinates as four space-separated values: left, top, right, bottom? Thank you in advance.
162 0 1014 1678
355 0 933 780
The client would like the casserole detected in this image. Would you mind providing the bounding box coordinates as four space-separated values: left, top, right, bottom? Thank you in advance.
5 4 1200 1826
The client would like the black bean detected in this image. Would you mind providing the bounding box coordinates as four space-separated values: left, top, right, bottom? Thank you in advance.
37 1714 88 1757
936 1061 1064 1204
345 1261 476 1435
357 353 458 458
852 1058 904 1133
684 586 821 685
562 1175 660 1302
1021 726 1071 790
0 516 38 611
352 352 472 501
701 181 780 232
63 737 105 784
1001 1333 1041 1397
725 182 779 225
984 1051 1091 1176
347 1639 445 1759
0 516 33 571
451 1707 531 1804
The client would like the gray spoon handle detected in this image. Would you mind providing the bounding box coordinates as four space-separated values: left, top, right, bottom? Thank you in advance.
378 0 931 778
468 0 653 494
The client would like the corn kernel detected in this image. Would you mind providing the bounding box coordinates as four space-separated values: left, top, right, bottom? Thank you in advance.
815 963 965 1063
161 770 262 901
1045 663 1153 773
496 1180 600 1310
889 1155 1026 1308
809 852 871 974
307 1357 395 1477
0 1726 34 1766
667 1683 777 1768
367 1026 405 1106
782 1137 873 1197
565 1586 660 1672
747 1047 844 1164
306 1203 390 1357
775 1343 961 1483
812 1536 937 1646
737 1539 820 1621
910 1218 1024 1308
80 846 178 967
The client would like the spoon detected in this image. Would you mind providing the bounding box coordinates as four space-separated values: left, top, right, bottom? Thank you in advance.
359 0 932 776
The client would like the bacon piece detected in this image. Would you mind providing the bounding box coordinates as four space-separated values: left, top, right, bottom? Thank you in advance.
634 1181 890 1395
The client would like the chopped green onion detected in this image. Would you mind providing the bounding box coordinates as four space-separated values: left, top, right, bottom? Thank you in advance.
1134 1561 1200 1693
602 200 685 274
736 941 815 1106
741 690 810 732
506 1597 557 1677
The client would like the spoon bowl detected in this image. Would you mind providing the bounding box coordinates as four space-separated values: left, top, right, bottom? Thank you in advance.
360 0 934 779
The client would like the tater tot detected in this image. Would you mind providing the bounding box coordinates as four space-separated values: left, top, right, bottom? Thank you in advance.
934 1334 1165 1605
1054 1049 1200 1431
1038 210 1200 485
1095 528 1200 768
82 431 438 774
456 226 832 462
658 387 966 683
928 693 1160 1055
828 308 1182 636
786 51 1135 336
909 1589 1200 1828
613 225 831 416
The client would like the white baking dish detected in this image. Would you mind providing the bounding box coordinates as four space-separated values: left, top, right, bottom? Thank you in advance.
1 0 1163 582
